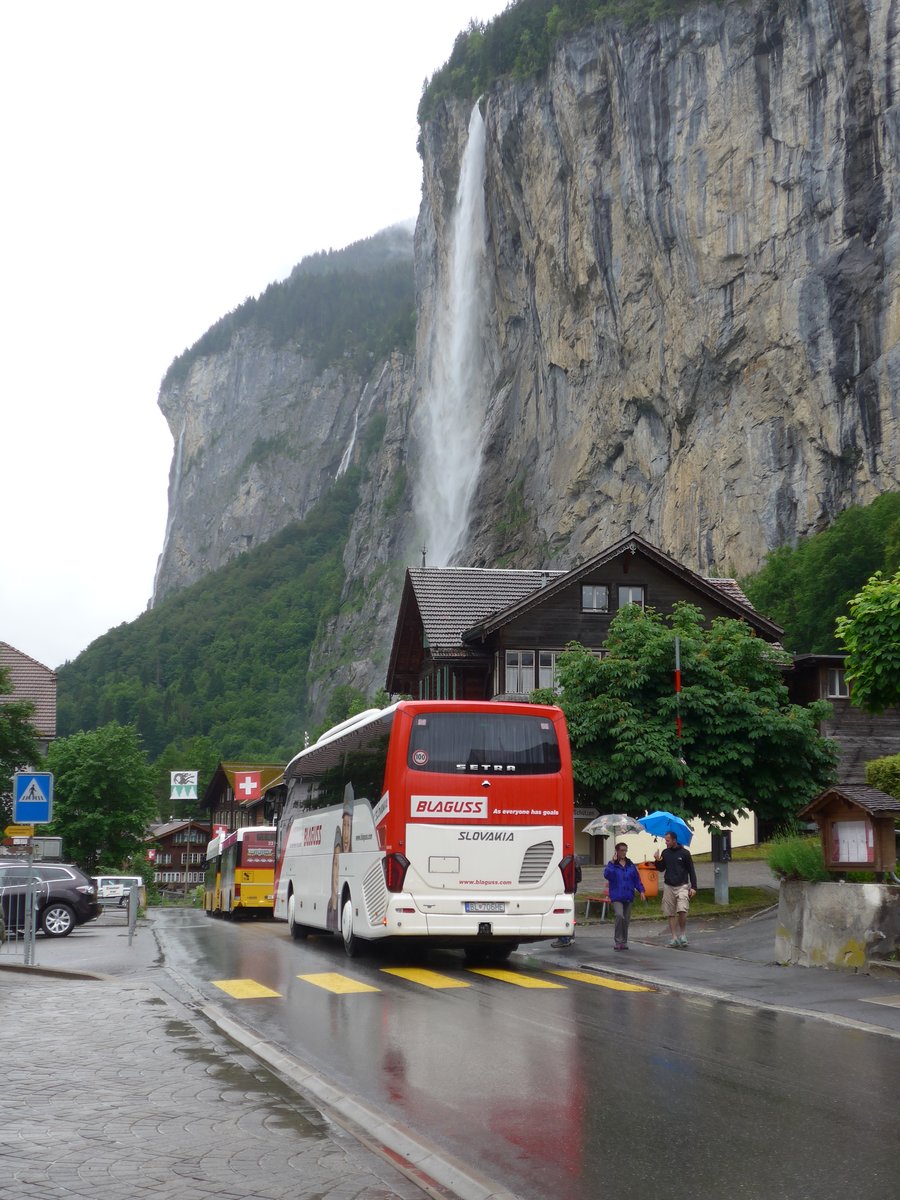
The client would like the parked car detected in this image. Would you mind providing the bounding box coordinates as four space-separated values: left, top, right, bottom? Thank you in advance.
92 875 147 908
0 860 101 937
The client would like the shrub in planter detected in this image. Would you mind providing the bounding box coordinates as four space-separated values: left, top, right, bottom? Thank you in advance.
768 835 831 882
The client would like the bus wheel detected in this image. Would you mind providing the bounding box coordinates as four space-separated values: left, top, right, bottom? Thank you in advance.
287 894 308 940
341 895 360 958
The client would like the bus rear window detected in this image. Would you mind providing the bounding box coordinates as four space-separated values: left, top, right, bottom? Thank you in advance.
407 712 561 775
242 831 276 864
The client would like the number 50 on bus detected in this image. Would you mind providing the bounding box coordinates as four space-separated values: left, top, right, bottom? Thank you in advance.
272 700 577 962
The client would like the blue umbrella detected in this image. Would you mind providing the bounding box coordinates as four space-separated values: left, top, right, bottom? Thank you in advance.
638 810 694 845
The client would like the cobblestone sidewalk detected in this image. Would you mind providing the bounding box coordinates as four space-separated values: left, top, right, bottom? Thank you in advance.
2 974 429 1200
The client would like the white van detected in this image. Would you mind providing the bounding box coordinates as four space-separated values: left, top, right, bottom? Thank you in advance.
92 875 147 908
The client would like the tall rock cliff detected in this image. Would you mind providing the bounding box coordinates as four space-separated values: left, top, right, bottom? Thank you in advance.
153 0 900 713
415 0 899 577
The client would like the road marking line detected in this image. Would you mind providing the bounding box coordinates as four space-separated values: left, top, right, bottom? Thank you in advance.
297 972 380 994
212 978 282 999
380 967 471 989
547 969 654 992
467 967 566 989
858 994 900 1008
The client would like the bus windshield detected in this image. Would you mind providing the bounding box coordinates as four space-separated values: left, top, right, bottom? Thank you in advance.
406 711 561 775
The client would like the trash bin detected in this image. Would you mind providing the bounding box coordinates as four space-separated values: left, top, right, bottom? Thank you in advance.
637 861 659 898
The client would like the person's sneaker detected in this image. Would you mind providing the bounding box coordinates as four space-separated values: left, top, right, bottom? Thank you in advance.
678 936 688 947
551 939 573 948
613 942 623 951
668 938 680 948
620 944 629 950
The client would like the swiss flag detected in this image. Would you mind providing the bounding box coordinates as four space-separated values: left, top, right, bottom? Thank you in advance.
234 771 261 802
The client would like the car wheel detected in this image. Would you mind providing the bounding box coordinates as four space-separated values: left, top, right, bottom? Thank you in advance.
41 903 76 937
341 894 360 957
287 893 308 940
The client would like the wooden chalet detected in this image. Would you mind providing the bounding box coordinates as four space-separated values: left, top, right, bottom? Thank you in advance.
386 533 783 701
789 655 900 785
147 818 211 892
385 532 900 805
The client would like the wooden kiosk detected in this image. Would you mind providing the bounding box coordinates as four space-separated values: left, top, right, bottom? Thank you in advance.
798 785 900 878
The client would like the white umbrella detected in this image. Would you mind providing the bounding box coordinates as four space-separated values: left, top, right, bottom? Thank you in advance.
582 813 646 837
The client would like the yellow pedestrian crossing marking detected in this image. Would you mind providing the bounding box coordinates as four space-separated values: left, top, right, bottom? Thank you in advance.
467 967 566 989
547 968 654 992
298 972 380 994
381 966 471 989
213 978 282 999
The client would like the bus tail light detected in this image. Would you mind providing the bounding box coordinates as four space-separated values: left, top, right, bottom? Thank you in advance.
559 855 577 893
383 853 410 893
234 882 241 896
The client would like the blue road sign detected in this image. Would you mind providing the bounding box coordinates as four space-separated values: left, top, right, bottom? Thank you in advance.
13 772 54 824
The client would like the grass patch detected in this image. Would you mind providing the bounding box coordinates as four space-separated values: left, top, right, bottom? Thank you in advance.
691 843 772 863
577 885 776 921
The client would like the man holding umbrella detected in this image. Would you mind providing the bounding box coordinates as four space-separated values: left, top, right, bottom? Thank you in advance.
654 830 698 947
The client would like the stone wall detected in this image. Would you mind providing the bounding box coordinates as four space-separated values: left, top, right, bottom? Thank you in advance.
775 880 900 970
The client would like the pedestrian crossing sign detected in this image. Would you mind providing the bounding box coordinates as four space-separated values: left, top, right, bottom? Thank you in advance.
13 772 54 824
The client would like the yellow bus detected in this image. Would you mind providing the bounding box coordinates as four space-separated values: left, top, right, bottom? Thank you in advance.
206 826 276 917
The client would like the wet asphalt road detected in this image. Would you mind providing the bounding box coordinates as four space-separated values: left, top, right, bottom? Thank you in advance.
151 909 900 1200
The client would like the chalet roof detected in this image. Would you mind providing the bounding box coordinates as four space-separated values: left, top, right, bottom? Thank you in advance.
407 567 565 657
462 534 782 642
148 819 211 839
799 785 900 818
0 641 57 739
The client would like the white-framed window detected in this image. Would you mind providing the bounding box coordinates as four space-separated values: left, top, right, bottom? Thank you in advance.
582 584 609 612
826 668 850 698
538 651 561 689
505 650 535 692
618 585 645 608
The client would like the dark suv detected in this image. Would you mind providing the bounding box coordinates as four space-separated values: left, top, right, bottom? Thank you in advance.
0 861 101 937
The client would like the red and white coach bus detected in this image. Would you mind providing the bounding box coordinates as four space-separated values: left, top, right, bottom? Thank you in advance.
272 699 576 960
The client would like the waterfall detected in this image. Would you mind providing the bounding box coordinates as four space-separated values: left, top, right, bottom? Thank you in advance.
150 422 185 607
418 103 490 566
336 409 359 479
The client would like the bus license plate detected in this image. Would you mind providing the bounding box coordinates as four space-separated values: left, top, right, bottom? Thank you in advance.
465 902 505 913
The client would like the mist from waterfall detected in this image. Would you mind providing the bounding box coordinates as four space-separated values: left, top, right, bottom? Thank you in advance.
418 104 490 566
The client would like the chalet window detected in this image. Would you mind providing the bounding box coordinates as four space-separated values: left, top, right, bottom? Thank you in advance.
506 650 535 692
582 584 609 612
538 650 560 689
618 585 645 609
826 668 849 699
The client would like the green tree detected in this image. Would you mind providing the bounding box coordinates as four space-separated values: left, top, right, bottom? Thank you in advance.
534 603 837 827
44 722 158 872
835 569 900 713
0 666 44 826
865 753 900 799
742 492 900 651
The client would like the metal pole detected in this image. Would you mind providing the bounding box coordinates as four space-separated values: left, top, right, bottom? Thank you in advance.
674 635 684 786
714 861 730 906
127 882 138 947
23 839 36 967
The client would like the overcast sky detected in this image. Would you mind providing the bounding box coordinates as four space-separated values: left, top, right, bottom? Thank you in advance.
2 0 507 672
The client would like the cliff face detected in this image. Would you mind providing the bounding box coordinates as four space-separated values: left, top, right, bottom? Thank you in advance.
415 0 899 576
154 0 900 713
153 331 415 603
